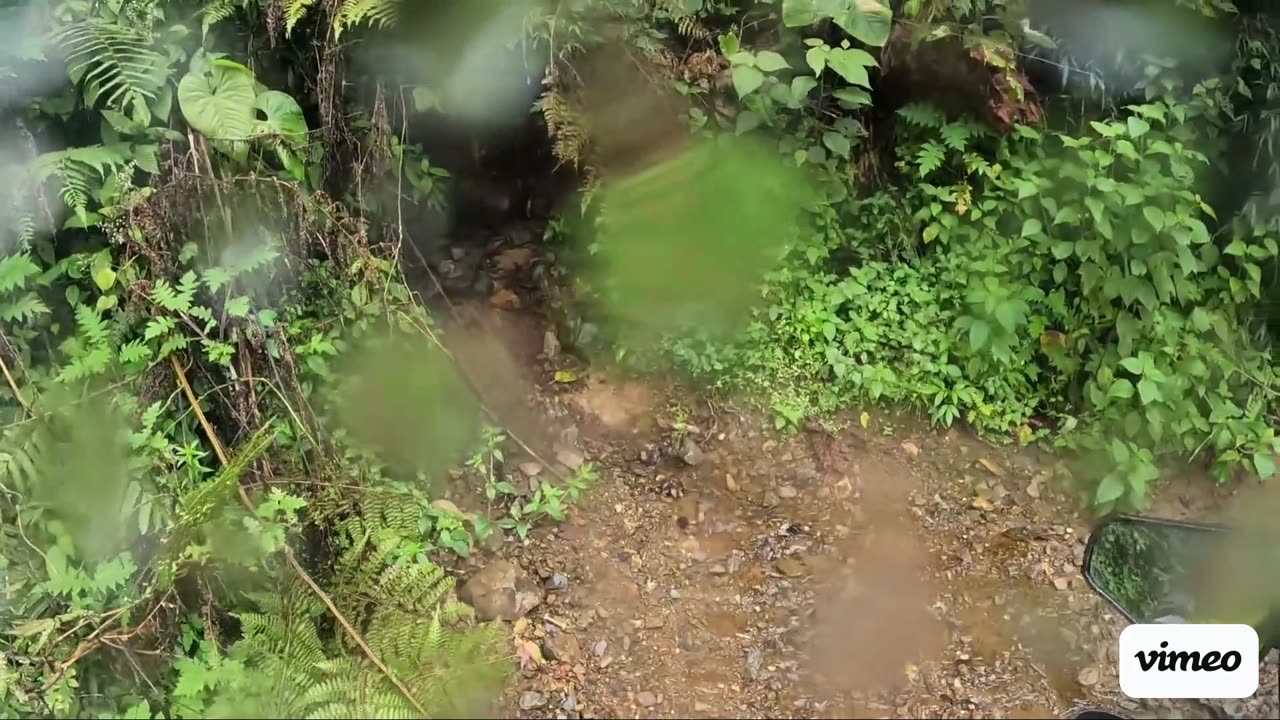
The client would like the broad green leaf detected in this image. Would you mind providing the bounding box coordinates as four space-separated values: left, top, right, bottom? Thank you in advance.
832 87 871 108
178 62 257 140
790 76 818 106
1254 452 1275 479
1020 218 1042 238
754 50 790 72
826 48 873 87
822 131 851 158
731 65 764 97
806 46 828 75
253 90 307 145
1094 474 1126 505
1142 206 1165 231
968 319 989 350
1137 378 1161 405
1108 379 1134 399
782 0 893 47
1127 116 1150 138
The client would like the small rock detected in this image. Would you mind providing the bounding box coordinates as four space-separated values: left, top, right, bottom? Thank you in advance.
430 498 464 516
763 491 780 508
543 330 561 359
599 655 614 669
775 557 805 577
1077 667 1100 686
490 288 520 310
544 632 582 663
745 647 764 679
545 573 569 591
556 447 585 470
669 588 681 599
725 473 738 492
901 441 921 457
777 485 798 499
594 640 608 656
645 616 665 629
636 691 658 708
680 437 706 466
695 701 712 712
709 564 727 575
971 496 995 512
520 461 543 477
561 694 577 712
1053 577 1070 591
978 458 1007 477
458 560 544 621
519 691 547 710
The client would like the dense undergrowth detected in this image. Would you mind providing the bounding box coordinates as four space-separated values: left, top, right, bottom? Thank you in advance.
1 0 1279 717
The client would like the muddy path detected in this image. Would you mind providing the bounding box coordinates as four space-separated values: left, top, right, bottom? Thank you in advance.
409 243 1278 720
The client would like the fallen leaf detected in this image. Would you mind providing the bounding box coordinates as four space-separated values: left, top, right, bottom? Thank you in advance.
553 370 578 384
859 411 870 429
514 617 529 637
900 441 920 457
978 458 1006 477
725 473 738 492
905 662 920 683
490 288 520 310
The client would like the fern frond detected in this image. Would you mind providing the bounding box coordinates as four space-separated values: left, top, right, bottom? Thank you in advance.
333 0 400 39
202 0 249 37
282 0 320 35
54 19 169 111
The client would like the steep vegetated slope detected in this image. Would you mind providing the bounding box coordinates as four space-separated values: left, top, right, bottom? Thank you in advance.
0 0 1277 717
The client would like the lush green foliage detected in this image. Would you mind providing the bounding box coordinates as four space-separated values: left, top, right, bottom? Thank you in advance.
539 0 1280 510
0 1 590 717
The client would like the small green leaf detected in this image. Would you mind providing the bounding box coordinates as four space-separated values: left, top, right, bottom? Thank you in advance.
790 76 818 105
1094 474 1126 505
826 48 873 87
1254 452 1275 479
1137 378 1161 405
1108 379 1134 399
806 46 828 75
731 65 764 97
92 264 116 291
1142 206 1165 231
754 50 790 72
822 131 851 158
832 87 871 108
1127 116 1150 138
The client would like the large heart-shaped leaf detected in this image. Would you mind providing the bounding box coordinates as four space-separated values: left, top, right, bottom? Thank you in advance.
782 0 893 47
253 90 308 145
178 61 256 140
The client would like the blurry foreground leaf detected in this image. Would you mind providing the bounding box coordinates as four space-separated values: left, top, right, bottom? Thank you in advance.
590 136 808 340
333 335 480 484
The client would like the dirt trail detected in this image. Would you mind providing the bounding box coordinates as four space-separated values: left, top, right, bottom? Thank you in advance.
417 250 1278 719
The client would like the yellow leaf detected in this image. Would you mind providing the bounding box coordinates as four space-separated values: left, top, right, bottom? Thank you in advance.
513 617 528 637
859 411 870 429
553 370 578 384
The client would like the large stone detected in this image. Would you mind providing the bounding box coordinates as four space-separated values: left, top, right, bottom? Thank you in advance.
458 560 544 621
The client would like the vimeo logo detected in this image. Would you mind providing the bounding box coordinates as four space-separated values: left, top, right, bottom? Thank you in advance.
1119 624 1259 698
